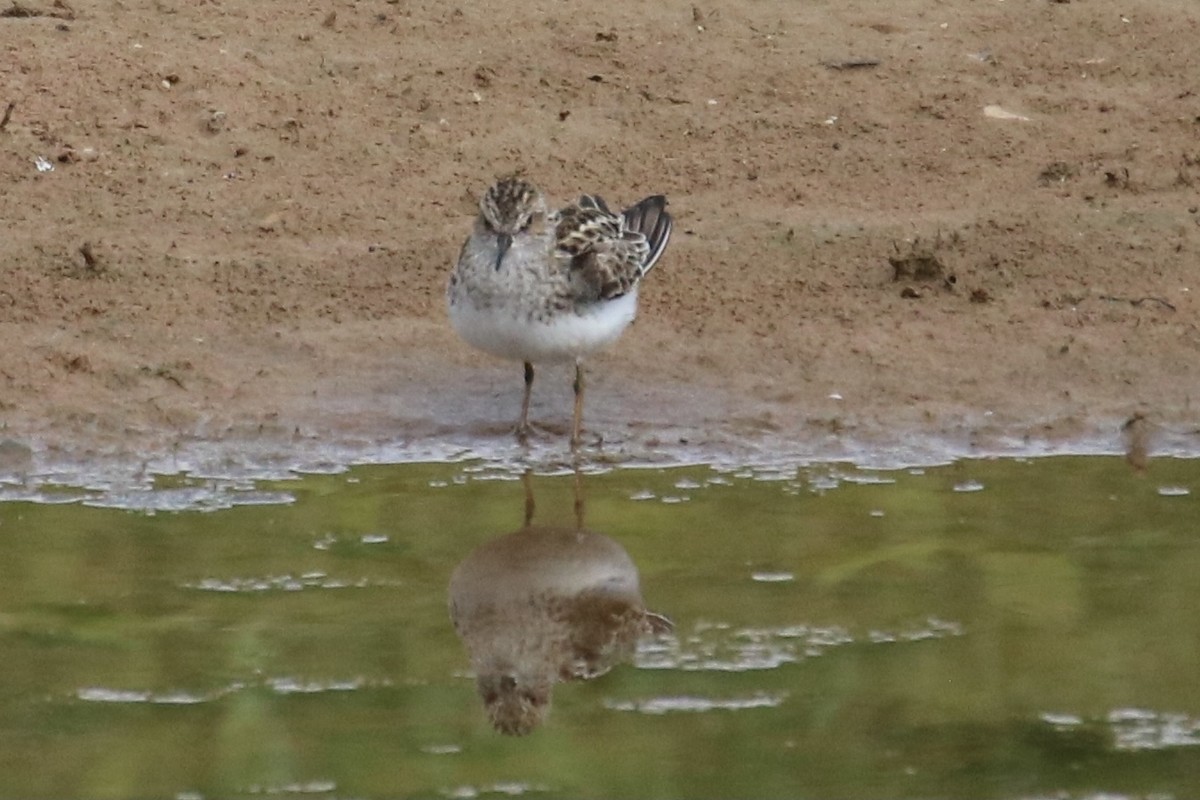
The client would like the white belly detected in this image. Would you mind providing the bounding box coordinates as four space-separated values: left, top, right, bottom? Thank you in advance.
449 291 638 364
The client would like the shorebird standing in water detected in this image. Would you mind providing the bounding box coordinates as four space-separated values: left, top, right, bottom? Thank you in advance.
447 176 673 448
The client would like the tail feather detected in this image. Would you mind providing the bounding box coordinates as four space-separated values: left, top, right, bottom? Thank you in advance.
622 196 672 273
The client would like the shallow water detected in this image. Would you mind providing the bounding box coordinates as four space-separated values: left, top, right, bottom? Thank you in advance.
1 456 1198 799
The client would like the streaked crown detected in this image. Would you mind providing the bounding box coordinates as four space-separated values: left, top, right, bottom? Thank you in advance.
480 177 545 235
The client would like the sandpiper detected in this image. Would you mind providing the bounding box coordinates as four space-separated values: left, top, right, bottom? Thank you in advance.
447 176 673 447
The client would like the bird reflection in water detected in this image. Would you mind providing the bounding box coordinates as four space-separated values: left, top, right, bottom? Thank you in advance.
448 471 673 735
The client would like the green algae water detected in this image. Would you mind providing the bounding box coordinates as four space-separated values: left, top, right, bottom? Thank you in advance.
1 456 1198 799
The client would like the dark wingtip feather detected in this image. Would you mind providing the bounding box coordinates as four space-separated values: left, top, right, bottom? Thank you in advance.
578 194 612 214
623 195 673 272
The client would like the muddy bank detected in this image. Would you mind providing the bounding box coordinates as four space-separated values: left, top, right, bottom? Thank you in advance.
2 0 1198 484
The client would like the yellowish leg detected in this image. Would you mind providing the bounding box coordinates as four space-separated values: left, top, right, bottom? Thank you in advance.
517 361 534 439
571 360 585 449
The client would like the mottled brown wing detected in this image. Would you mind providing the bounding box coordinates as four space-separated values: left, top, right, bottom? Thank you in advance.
555 203 649 302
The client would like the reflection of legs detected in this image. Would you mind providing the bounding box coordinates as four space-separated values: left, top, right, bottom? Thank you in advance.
572 467 585 529
521 469 535 526
517 361 534 438
571 360 585 449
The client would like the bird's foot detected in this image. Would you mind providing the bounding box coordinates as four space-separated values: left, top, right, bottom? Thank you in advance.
570 430 605 451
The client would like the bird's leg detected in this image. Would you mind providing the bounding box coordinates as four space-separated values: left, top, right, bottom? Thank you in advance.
571 360 585 450
521 469 535 526
517 361 534 439
572 466 585 529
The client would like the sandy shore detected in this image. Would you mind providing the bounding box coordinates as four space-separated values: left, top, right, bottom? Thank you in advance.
2 0 1198 484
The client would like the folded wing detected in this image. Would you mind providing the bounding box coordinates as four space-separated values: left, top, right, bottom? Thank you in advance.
557 195 673 302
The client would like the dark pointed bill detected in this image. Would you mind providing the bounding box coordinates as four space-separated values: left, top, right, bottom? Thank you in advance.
495 232 513 270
